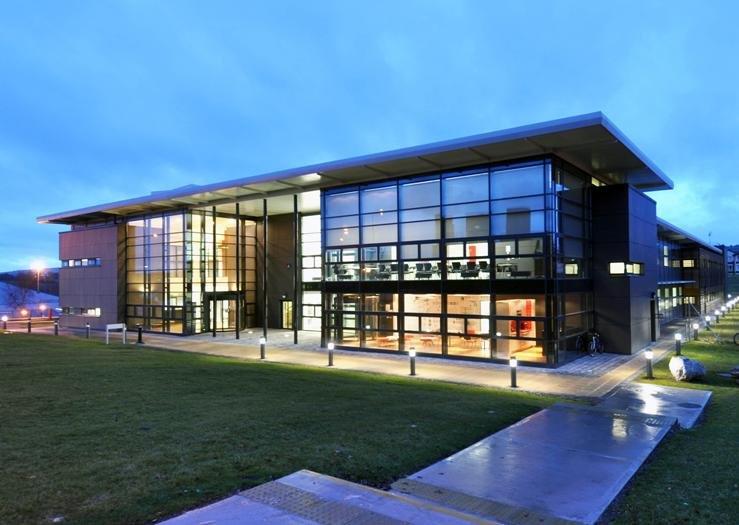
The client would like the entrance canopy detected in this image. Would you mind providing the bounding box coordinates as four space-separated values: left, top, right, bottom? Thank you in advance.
38 112 673 225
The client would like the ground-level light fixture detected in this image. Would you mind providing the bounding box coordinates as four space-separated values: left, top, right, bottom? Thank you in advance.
714 309 721 324
692 322 700 340
327 342 335 367
509 356 518 388
705 315 711 329
39 304 47 315
1 315 7 330
85 322 90 338
20 309 28 318
409 348 417 376
674 332 682 355
259 336 266 359
644 349 654 379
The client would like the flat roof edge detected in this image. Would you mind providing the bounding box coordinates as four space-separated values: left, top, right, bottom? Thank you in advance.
657 217 722 254
39 112 673 223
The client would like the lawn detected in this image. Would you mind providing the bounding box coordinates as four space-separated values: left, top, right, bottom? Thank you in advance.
0 334 555 525
612 307 739 525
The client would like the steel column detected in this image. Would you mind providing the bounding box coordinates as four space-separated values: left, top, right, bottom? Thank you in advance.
262 198 268 339
235 201 240 340
293 194 299 344
212 206 217 338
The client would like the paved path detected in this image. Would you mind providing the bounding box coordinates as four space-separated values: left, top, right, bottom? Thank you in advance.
160 382 710 525
130 330 675 399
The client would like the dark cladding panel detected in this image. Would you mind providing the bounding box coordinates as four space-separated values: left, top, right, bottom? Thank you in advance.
592 185 657 354
257 214 297 329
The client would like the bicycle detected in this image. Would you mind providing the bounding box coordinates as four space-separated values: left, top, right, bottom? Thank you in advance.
576 330 605 356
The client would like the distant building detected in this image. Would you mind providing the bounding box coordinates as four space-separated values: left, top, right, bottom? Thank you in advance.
38 113 727 367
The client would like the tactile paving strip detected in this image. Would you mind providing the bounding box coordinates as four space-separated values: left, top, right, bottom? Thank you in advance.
392 478 578 525
242 480 405 524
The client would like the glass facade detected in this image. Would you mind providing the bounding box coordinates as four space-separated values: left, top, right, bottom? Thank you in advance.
126 210 258 334
322 157 595 366
119 155 609 366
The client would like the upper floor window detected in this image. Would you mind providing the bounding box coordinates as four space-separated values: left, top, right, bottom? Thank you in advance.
609 261 644 276
61 258 101 268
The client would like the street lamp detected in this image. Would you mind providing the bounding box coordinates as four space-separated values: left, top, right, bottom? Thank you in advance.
674 332 682 356
30 261 44 292
644 349 654 379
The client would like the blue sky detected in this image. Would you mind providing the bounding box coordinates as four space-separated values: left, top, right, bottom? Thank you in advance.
1 1 737 271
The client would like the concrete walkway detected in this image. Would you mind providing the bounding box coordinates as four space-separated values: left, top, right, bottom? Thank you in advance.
129 330 675 399
160 382 711 525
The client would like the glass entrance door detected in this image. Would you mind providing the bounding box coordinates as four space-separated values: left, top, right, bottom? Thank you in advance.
203 293 240 332
211 299 236 331
281 300 293 329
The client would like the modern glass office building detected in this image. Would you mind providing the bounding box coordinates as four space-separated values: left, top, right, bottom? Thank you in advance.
41 113 727 367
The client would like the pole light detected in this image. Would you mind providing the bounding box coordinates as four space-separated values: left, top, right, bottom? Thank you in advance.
409 348 416 376
674 332 682 356
692 322 699 341
259 336 266 359
510 357 518 388
327 342 335 367
31 261 44 292
645 349 654 379
1 315 7 331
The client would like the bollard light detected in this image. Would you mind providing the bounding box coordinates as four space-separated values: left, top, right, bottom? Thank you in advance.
27 318 31 333
509 356 518 388
714 309 720 324
692 322 699 341
54 320 59 336
409 348 417 376
705 315 711 329
85 323 90 338
1 315 7 331
644 349 654 379
674 332 682 356
327 342 335 367
721 306 727 317
39 304 47 317
21 309 28 318
137 324 144 344
259 336 266 359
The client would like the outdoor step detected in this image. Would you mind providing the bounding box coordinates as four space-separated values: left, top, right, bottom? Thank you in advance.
161 469 494 524
391 403 677 525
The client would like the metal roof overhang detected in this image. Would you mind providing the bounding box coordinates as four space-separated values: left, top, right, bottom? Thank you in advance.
38 112 673 225
657 218 721 254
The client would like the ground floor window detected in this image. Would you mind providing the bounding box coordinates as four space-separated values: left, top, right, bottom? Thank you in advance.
324 291 573 365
